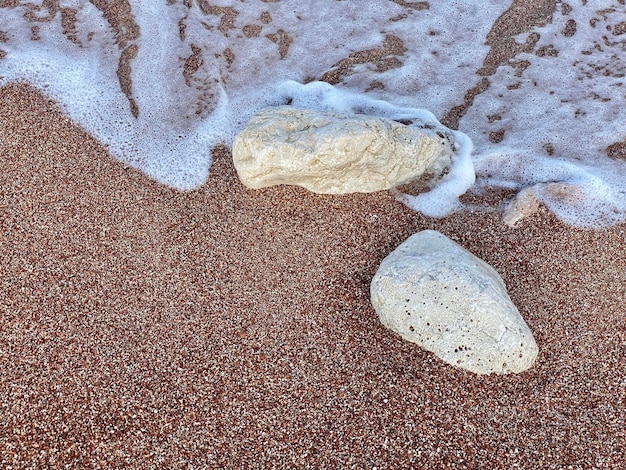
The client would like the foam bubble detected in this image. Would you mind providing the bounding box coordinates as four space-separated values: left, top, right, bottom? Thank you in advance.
395 130 475 218
461 0 626 227
2 0 498 189
1 0 625 227
475 150 626 228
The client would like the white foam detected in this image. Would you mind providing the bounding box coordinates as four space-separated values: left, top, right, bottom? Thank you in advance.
475 150 626 228
463 0 626 227
1 0 625 227
395 130 475 218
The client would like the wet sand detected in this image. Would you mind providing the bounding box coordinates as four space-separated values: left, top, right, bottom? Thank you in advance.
1 0 626 467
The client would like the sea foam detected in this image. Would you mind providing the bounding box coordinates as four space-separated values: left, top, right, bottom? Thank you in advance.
1 0 625 227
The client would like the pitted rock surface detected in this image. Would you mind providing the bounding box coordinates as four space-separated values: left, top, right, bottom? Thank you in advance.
371 230 538 375
232 106 453 194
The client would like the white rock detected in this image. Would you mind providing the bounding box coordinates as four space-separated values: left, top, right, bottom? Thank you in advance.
502 186 541 227
232 106 453 194
370 230 538 374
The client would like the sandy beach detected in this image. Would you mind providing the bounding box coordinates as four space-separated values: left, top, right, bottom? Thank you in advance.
1 0 626 468
1 82 625 468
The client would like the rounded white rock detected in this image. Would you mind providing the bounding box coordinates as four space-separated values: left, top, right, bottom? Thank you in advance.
370 230 538 375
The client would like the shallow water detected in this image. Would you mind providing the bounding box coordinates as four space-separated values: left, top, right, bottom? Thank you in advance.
1 0 625 227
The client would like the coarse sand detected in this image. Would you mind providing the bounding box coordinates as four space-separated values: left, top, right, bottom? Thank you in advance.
1 0 625 467
1 81 624 469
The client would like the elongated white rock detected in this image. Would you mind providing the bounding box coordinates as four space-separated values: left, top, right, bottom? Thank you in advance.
370 230 538 374
232 106 453 194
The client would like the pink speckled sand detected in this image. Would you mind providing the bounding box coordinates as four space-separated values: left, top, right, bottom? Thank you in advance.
1 1 625 467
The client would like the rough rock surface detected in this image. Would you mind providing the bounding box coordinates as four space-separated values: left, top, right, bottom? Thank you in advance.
232 106 453 194
370 230 538 374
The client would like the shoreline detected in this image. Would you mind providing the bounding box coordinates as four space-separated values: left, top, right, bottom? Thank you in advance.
1 83 625 468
